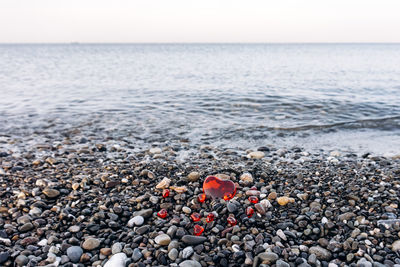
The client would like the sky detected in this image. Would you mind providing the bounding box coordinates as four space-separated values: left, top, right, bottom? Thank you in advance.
0 0 400 43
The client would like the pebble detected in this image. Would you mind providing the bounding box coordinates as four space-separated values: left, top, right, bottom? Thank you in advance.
42 188 60 198
127 216 144 227
156 177 171 189
82 237 101 250
132 248 143 262
168 248 179 261
19 222 34 232
247 151 265 159
240 172 253 184
182 246 194 259
182 235 207 245
0 252 9 264
179 260 202 267
187 171 200 182
15 255 29 266
276 259 290 267
392 240 400 251
155 234 171 245
68 225 80 233
132 208 153 218
309 246 332 260
104 253 128 267
258 252 278 264
112 242 123 254
67 246 83 263
227 202 238 213
276 229 287 241
182 206 192 214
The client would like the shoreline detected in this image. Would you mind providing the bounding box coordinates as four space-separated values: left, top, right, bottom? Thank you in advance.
1 141 400 266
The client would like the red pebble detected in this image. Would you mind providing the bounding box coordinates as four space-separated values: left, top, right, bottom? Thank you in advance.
191 212 201 222
248 196 259 204
203 176 236 201
206 213 215 223
162 189 170 198
157 209 167 219
227 216 237 226
246 207 254 218
198 193 206 203
193 225 204 236
250 186 257 190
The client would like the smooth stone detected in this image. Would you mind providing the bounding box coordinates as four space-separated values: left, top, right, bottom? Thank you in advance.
182 246 194 259
227 202 238 213
132 248 143 262
0 252 9 264
182 235 207 245
149 147 162 154
19 222 34 232
155 234 171 246
112 242 123 254
258 252 278 264
68 225 80 233
392 240 400 251
82 238 101 250
17 215 31 224
42 188 60 198
248 151 265 159
67 246 83 263
187 172 200 182
104 253 128 267
182 207 192 214
132 209 153 219
276 259 290 267
240 172 253 184
179 260 202 267
309 246 332 260
168 248 179 261
135 225 150 235
15 255 29 266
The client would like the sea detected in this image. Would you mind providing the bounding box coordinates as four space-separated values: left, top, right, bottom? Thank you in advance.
1 43 400 156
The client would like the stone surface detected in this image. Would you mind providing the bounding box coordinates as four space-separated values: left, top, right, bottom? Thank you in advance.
182 235 207 245
82 238 101 250
42 188 60 198
104 253 128 267
155 234 171 246
258 252 279 264
309 246 332 260
67 246 83 263
187 171 200 182
179 260 202 267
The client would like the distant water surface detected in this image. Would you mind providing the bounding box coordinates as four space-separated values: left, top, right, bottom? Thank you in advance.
1 44 400 155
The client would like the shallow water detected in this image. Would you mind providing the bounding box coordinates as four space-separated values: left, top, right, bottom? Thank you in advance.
1 44 400 155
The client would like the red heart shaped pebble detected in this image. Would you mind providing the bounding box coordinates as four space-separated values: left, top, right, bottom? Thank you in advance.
203 176 236 201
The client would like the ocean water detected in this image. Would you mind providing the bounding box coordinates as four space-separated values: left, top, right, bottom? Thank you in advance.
1 44 400 155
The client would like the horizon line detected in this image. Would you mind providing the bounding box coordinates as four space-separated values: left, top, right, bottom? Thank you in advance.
1 42 400 45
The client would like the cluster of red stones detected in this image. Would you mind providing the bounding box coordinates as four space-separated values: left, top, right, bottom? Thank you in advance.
157 175 261 236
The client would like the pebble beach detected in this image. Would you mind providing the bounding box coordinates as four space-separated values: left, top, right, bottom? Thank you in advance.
1 134 400 267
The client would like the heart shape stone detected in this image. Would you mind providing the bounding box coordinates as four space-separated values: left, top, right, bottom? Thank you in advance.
202 176 236 200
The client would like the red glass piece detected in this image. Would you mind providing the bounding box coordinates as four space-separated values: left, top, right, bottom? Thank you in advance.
198 193 206 203
203 176 236 201
248 196 259 204
191 212 201 222
162 189 170 198
246 207 254 218
157 209 167 219
193 225 204 236
227 216 237 226
206 213 215 223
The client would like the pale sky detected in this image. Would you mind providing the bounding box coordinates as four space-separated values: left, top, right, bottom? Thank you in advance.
1 0 400 43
